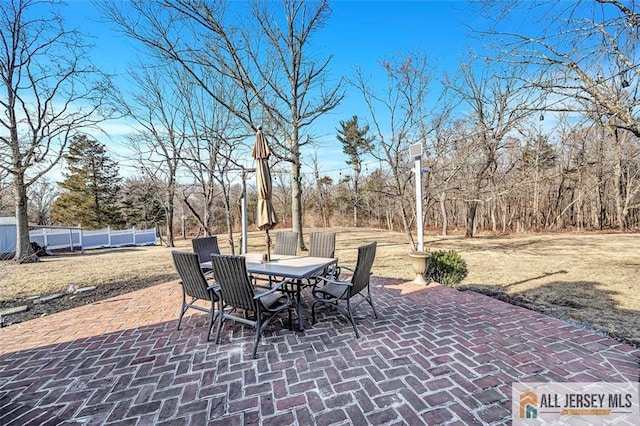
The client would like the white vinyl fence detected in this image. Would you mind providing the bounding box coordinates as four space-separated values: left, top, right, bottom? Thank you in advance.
29 226 156 253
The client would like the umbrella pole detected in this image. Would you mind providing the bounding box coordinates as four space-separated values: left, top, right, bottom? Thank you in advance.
266 229 271 261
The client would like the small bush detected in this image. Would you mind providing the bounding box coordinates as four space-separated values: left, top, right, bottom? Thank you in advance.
30 241 49 257
425 249 468 287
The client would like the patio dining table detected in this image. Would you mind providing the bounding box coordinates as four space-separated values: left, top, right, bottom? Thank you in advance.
201 253 338 331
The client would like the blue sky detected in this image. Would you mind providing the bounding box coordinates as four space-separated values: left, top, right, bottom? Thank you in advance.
63 1 486 179
323 1 478 72
314 1 481 171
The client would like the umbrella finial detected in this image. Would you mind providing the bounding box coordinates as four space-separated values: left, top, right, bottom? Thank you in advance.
257 125 262 131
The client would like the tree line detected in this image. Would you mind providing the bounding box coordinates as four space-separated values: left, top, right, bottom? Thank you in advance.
1 0 639 262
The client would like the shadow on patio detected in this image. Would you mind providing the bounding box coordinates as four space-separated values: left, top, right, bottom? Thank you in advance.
1 277 638 425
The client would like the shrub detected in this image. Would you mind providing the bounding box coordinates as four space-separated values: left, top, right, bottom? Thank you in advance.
30 241 48 257
425 249 468 287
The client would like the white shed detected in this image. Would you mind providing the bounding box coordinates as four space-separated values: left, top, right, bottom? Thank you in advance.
0 216 17 258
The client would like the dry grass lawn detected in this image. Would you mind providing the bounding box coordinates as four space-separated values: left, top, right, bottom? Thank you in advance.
1 228 638 346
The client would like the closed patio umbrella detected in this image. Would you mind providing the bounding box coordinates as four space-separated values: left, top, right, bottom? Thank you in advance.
252 127 279 260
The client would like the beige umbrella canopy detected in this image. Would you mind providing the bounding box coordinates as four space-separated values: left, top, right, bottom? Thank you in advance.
252 127 279 259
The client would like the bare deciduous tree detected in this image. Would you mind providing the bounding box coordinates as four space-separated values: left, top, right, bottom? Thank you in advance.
426 109 463 236
100 0 344 250
446 61 540 237
352 51 433 250
121 65 187 247
27 178 58 225
180 73 245 252
309 152 333 228
0 0 113 262
476 0 640 230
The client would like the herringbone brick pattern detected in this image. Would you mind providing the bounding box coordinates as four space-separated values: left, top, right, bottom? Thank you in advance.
1 278 638 425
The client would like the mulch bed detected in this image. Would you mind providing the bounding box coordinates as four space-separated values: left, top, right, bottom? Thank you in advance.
0 274 176 327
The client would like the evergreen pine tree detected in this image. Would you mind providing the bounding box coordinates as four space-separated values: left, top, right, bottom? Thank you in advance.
336 115 375 226
337 116 375 172
51 135 124 229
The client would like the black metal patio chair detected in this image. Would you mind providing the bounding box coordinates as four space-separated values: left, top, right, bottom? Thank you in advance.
210 254 292 358
306 231 339 285
171 250 219 341
311 242 378 338
192 236 220 275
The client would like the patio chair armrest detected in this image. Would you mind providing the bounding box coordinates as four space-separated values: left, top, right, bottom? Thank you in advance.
326 263 340 274
254 278 293 299
315 275 353 287
330 265 371 277
207 283 220 292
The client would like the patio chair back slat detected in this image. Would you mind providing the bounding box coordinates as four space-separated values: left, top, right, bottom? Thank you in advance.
172 251 213 301
349 242 376 296
210 255 255 312
171 250 219 340
309 232 336 258
192 236 220 264
210 254 292 358
310 241 377 338
274 231 298 256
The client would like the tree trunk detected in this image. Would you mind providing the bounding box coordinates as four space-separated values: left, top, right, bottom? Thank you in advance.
501 200 508 234
386 205 393 230
291 160 306 250
223 193 235 255
401 203 416 251
13 175 38 263
353 174 359 227
597 135 606 230
532 169 539 231
156 224 165 246
610 128 628 231
490 202 497 233
353 205 357 227
164 195 175 248
164 206 175 247
613 157 628 230
465 199 478 238
439 192 448 236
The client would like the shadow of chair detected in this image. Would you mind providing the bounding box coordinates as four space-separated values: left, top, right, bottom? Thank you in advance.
210 254 292 358
311 241 378 338
192 236 220 275
273 231 298 256
171 251 220 341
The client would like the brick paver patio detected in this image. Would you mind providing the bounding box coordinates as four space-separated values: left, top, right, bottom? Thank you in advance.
1 277 639 425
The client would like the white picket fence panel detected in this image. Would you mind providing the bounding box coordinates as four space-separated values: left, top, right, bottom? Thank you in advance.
29 226 156 252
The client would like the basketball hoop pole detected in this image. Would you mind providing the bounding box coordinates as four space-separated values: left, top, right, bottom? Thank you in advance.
410 143 424 252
